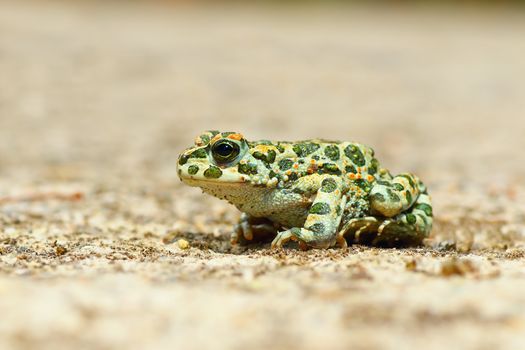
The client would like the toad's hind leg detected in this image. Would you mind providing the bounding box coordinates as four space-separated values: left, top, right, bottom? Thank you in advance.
341 179 433 246
374 189 433 246
370 173 420 218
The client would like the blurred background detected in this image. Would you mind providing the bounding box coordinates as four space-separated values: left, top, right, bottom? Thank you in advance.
1 1 525 350
1 0 524 187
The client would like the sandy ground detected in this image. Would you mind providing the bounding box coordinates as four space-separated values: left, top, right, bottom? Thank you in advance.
1 1 525 349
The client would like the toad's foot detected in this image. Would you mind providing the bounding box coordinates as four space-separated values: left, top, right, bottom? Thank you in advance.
338 217 382 245
231 213 278 245
271 228 310 250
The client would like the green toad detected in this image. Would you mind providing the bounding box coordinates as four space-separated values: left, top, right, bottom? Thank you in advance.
178 131 433 249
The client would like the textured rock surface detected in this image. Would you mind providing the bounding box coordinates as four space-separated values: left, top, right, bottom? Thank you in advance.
1 2 525 349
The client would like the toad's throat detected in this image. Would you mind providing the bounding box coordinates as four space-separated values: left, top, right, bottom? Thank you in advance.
185 179 311 228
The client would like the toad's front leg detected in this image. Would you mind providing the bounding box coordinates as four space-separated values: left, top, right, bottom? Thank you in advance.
271 176 347 249
232 213 279 245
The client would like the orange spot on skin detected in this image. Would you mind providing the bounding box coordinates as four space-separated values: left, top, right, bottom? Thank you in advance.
356 174 362 179
367 175 374 182
227 133 243 141
334 190 340 195
286 170 292 176
293 163 299 169
310 159 316 164
348 173 356 180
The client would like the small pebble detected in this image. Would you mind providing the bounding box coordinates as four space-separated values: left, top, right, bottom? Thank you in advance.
178 239 190 250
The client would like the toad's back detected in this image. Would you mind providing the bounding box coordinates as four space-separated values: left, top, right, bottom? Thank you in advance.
245 139 380 186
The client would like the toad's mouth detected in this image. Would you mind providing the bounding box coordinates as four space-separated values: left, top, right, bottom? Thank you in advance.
179 176 247 187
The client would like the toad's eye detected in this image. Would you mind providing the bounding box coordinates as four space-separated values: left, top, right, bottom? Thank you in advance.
211 140 240 163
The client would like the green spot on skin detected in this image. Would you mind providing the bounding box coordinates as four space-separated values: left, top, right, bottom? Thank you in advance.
253 150 276 164
393 183 405 191
354 179 371 192
399 174 416 189
310 202 331 215
307 222 325 234
188 165 199 175
199 134 210 145
415 203 433 217
278 158 294 171
276 144 285 153
406 214 417 224
292 144 302 156
266 150 276 163
369 158 379 175
190 148 207 159
387 189 401 202
252 151 265 160
320 178 337 193
288 172 299 181
345 165 357 174
344 144 366 167
204 166 222 178
372 193 386 203
207 130 220 136
405 190 413 204
269 170 279 179
324 145 340 161
221 132 236 137
293 143 320 157
319 163 341 175
238 162 258 175
311 155 320 161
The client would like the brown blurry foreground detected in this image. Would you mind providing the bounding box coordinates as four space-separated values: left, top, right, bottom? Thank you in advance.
1 1 525 349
